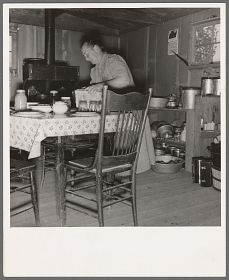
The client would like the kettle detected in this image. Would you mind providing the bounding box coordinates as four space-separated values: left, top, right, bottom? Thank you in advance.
167 93 177 108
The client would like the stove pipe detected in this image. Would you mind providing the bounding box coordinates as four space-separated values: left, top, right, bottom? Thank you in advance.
44 9 55 65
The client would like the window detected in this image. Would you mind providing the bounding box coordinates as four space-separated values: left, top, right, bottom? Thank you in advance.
191 18 220 65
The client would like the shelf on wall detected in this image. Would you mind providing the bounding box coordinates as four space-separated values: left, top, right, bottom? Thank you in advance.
200 130 220 139
188 62 220 70
149 107 193 112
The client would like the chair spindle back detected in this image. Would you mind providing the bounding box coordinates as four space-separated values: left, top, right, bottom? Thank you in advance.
95 86 152 170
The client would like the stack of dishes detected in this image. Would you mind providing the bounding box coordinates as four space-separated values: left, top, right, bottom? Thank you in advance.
30 104 52 113
13 111 45 118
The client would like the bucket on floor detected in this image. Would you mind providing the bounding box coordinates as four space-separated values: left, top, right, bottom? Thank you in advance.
212 165 221 191
192 157 212 187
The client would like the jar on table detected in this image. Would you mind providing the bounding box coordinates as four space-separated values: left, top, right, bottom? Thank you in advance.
14 89 27 111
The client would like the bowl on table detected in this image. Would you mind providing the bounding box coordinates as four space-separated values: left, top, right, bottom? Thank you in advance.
27 102 39 109
30 104 52 113
52 101 68 114
151 155 184 174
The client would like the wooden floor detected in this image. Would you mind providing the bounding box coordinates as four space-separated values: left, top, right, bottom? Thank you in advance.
10 166 221 227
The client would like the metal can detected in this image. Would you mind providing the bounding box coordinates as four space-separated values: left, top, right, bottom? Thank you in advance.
168 146 176 155
192 157 212 187
201 78 214 95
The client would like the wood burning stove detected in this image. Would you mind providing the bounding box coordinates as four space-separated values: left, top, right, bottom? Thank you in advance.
23 9 80 102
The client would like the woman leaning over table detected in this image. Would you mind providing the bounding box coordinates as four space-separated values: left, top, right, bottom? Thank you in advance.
80 30 134 94
80 30 155 173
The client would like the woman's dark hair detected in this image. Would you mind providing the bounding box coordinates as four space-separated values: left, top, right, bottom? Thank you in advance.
80 30 105 50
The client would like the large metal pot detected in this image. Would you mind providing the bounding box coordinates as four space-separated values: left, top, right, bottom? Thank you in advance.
181 87 201 109
150 121 168 131
214 77 221 96
157 124 173 138
201 77 221 95
151 121 173 138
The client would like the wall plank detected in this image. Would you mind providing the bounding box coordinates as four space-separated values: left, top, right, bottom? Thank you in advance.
120 28 148 91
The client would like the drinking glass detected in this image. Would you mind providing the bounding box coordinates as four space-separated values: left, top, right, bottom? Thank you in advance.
78 100 88 111
89 101 97 112
96 101 102 112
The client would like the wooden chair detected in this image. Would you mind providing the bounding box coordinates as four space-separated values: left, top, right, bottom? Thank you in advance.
10 158 40 226
40 136 97 188
62 86 152 226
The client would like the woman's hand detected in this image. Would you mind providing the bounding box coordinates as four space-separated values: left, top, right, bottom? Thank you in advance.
86 82 104 94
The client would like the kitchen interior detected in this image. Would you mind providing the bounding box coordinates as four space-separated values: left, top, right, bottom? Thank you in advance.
8 6 222 227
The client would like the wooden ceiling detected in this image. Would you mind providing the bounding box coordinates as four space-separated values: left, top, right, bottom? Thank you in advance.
9 8 207 36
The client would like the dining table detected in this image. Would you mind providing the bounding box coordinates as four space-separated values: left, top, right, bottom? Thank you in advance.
10 110 155 225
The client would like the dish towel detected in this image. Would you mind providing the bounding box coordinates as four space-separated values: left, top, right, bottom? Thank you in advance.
136 117 155 173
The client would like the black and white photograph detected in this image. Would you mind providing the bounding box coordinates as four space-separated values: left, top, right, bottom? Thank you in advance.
3 1 226 277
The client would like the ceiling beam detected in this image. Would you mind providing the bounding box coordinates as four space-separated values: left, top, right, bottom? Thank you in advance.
63 8 162 25
60 10 121 35
9 8 119 36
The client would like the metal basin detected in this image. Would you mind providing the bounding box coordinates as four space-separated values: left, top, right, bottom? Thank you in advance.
150 97 168 108
152 155 184 173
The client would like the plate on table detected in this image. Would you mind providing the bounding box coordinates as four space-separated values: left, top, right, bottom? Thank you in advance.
13 111 45 118
71 112 99 117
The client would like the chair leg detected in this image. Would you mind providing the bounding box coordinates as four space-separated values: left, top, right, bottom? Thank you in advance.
96 174 104 226
30 171 40 226
40 146 46 189
62 166 67 226
70 169 76 187
131 172 138 226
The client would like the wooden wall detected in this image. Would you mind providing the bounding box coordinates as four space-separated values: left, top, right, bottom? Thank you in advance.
10 8 220 101
120 27 149 92
120 8 220 96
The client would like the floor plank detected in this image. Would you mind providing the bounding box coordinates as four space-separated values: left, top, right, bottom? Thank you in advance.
10 167 221 227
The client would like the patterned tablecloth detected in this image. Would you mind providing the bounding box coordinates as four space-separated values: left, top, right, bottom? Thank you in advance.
10 114 118 159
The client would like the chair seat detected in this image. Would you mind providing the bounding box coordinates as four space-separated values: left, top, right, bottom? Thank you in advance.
10 159 36 177
66 157 132 173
